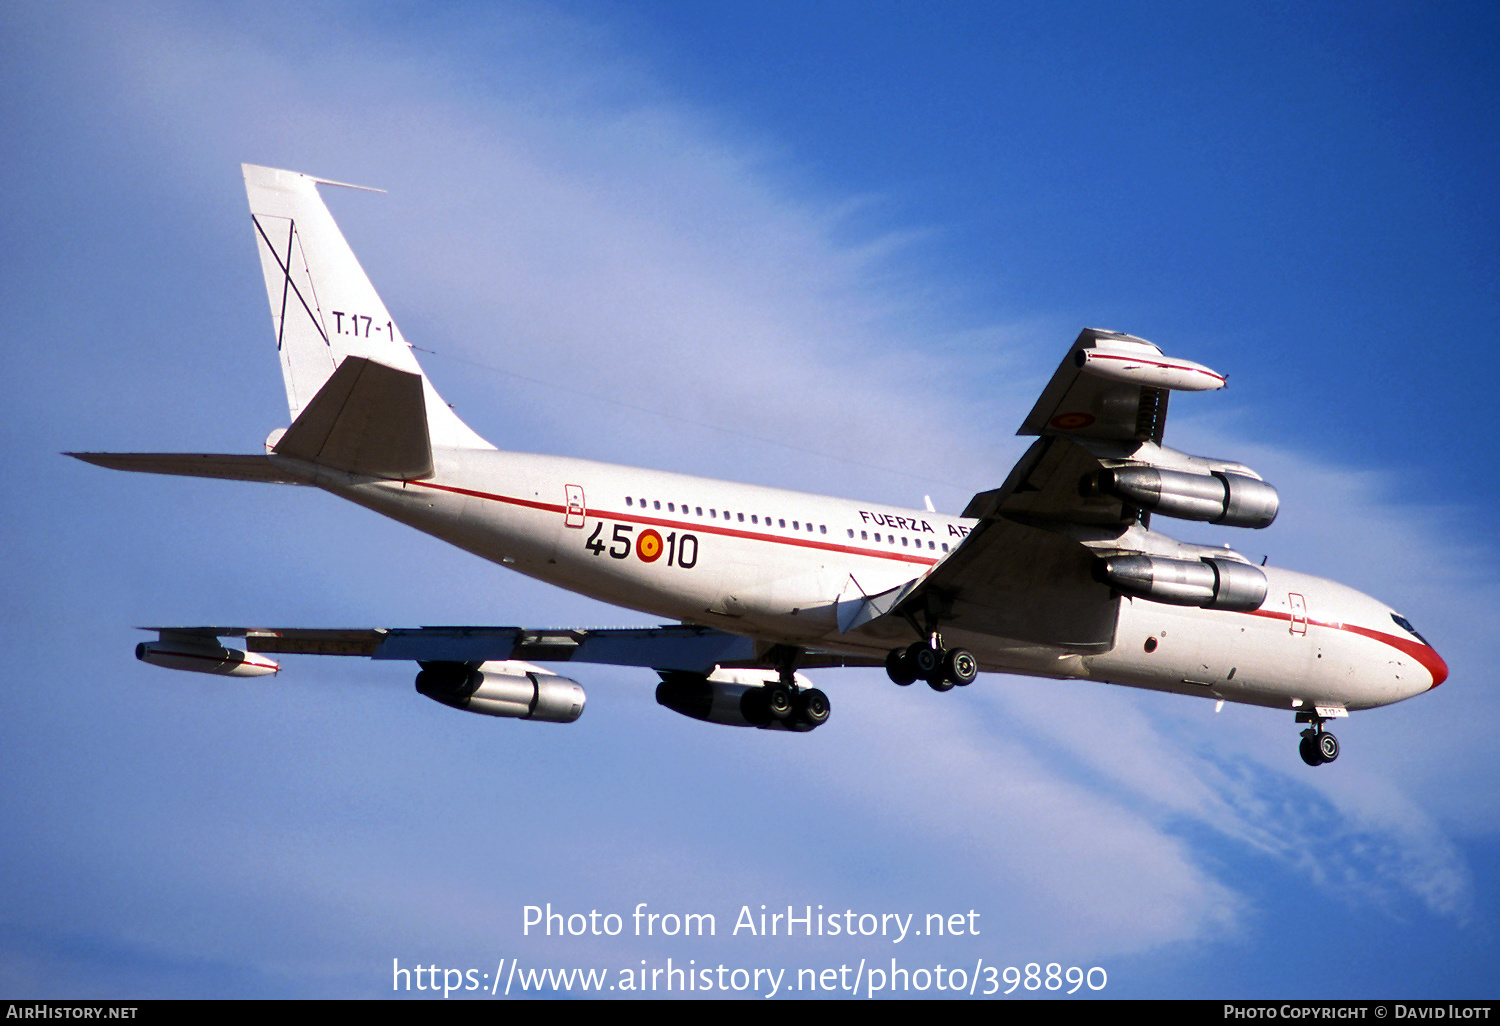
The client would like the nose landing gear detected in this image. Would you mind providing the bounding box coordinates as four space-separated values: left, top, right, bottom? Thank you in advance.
1296 712 1340 766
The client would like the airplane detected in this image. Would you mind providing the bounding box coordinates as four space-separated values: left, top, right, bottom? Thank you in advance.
69 164 1447 768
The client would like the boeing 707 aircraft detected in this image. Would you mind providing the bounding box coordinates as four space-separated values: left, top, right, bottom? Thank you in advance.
69 165 1447 767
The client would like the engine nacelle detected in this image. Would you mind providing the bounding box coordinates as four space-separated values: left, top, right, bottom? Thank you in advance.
136 638 279 677
1093 466 1279 528
415 660 585 723
1095 554 1268 611
655 669 820 731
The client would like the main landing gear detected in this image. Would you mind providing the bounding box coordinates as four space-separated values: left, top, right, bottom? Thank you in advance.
762 680 830 728
885 640 978 691
1297 712 1340 767
746 647 830 730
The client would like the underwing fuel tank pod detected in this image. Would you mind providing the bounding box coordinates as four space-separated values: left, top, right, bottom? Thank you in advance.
70 171 1448 770
137 635 280 677
1072 342 1227 391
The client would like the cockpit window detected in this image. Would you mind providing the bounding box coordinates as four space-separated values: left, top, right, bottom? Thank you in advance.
1391 613 1430 646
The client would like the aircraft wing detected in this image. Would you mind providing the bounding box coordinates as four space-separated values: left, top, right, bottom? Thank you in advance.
866 329 1268 649
138 624 882 673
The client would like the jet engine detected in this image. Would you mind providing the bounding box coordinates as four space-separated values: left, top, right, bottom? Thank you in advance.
415 660 585 723
1095 554 1268 611
1092 466 1279 528
655 668 827 731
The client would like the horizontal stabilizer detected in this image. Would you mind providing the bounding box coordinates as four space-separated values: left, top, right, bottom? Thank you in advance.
67 452 307 484
272 356 433 479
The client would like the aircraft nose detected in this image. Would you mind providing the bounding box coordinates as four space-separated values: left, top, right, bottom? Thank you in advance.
1423 645 1449 690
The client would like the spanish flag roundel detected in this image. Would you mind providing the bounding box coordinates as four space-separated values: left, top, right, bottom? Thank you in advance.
636 529 664 563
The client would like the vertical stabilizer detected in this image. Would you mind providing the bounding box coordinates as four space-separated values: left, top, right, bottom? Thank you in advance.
242 164 492 451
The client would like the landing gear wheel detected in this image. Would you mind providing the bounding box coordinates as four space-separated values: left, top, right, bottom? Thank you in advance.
1299 735 1322 767
908 643 941 679
797 688 831 727
1298 729 1340 766
927 675 955 693
885 648 916 686
766 685 795 722
944 648 978 686
1317 732 1339 763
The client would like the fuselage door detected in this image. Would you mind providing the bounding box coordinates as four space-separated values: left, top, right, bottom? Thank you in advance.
1288 592 1308 635
564 484 586 528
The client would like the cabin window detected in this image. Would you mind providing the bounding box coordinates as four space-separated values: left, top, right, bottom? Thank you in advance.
819 525 826 534
861 531 868 540
696 507 703 516
779 519 786 528
654 500 661 510
625 497 632 506
737 513 745 522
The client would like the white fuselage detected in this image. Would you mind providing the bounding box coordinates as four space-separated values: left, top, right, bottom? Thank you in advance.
287 445 1445 715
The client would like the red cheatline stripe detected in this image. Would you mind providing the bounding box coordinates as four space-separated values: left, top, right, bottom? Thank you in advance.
405 479 944 567
1242 608 1447 688
144 647 278 671
1085 351 1227 384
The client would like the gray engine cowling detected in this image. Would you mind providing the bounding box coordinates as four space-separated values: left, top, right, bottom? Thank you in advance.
415 660 585 723
655 668 821 731
1095 554 1268 611
1094 466 1279 529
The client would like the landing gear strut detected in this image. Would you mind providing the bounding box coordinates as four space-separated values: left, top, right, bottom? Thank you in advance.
1296 713 1340 766
885 638 978 691
761 648 830 730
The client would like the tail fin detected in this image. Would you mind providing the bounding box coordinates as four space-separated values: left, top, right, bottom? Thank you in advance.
242 164 491 451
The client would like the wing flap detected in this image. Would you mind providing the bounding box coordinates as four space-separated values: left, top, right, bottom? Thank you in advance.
893 517 1119 648
372 625 757 671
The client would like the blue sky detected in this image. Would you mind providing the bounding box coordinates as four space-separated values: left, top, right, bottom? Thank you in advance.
2 0 1498 999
